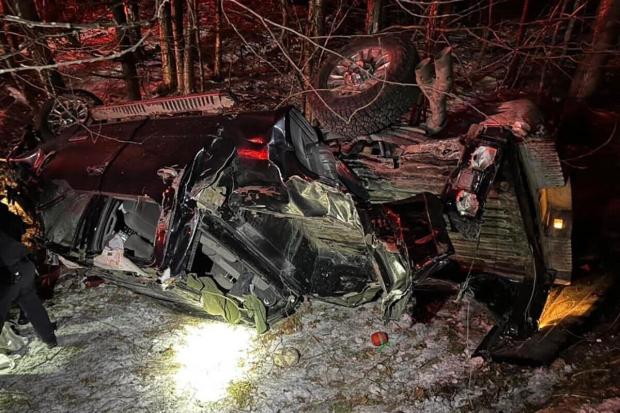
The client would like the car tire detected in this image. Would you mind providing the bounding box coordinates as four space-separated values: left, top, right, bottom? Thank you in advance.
37 89 103 140
309 34 420 138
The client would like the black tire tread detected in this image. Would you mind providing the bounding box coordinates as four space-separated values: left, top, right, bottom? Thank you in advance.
310 35 420 138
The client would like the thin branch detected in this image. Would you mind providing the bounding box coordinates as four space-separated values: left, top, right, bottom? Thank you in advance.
1 13 153 30
0 31 151 76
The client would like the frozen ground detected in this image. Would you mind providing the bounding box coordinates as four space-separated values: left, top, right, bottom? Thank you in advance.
0 270 570 413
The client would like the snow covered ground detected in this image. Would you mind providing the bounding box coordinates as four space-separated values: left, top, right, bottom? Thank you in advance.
0 270 565 413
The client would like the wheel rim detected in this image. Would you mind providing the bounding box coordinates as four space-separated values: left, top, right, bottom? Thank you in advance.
46 96 90 135
326 47 392 96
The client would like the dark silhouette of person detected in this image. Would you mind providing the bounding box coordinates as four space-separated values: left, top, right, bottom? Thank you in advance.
0 202 57 348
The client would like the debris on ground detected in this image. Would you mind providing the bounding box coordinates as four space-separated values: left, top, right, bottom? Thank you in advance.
0 269 572 413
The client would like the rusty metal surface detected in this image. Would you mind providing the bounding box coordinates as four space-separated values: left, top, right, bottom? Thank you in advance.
343 134 534 281
345 137 463 202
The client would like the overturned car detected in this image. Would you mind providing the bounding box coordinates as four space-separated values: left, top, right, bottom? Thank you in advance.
5 36 573 362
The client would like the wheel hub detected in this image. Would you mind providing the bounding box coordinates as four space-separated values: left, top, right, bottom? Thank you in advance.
46 96 90 135
327 47 391 96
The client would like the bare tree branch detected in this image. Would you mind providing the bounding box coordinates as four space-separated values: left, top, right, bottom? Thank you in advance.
0 31 150 76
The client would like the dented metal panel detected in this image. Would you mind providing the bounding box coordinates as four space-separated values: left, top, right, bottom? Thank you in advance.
22 120 144 193
99 116 227 202
230 176 363 231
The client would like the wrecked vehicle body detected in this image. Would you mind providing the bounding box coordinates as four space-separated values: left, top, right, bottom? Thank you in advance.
5 33 575 362
7 104 456 329
328 98 576 361
6 94 573 362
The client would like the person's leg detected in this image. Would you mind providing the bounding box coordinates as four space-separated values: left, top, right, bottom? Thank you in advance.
14 261 57 346
0 280 21 335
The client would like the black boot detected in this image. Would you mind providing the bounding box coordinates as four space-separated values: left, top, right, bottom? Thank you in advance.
17 310 29 326
44 335 58 349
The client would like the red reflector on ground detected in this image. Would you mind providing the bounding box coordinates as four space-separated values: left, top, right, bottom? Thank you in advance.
371 331 389 346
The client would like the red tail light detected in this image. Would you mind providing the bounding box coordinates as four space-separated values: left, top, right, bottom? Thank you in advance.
237 135 269 160
247 135 267 144
237 148 269 161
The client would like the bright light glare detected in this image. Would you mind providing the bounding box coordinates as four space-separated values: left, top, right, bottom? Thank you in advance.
552 218 564 230
174 322 255 402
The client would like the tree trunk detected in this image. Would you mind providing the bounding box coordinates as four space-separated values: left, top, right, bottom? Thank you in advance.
112 2 141 100
365 0 382 35
182 0 196 94
126 0 143 58
569 0 620 99
503 0 530 87
171 0 185 93
562 0 584 53
304 0 324 122
0 23 39 109
425 1 440 56
279 0 288 46
475 0 494 70
194 0 204 92
538 0 568 95
2 0 65 94
158 0 177 93
213 0 222 80
311 0 324 38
